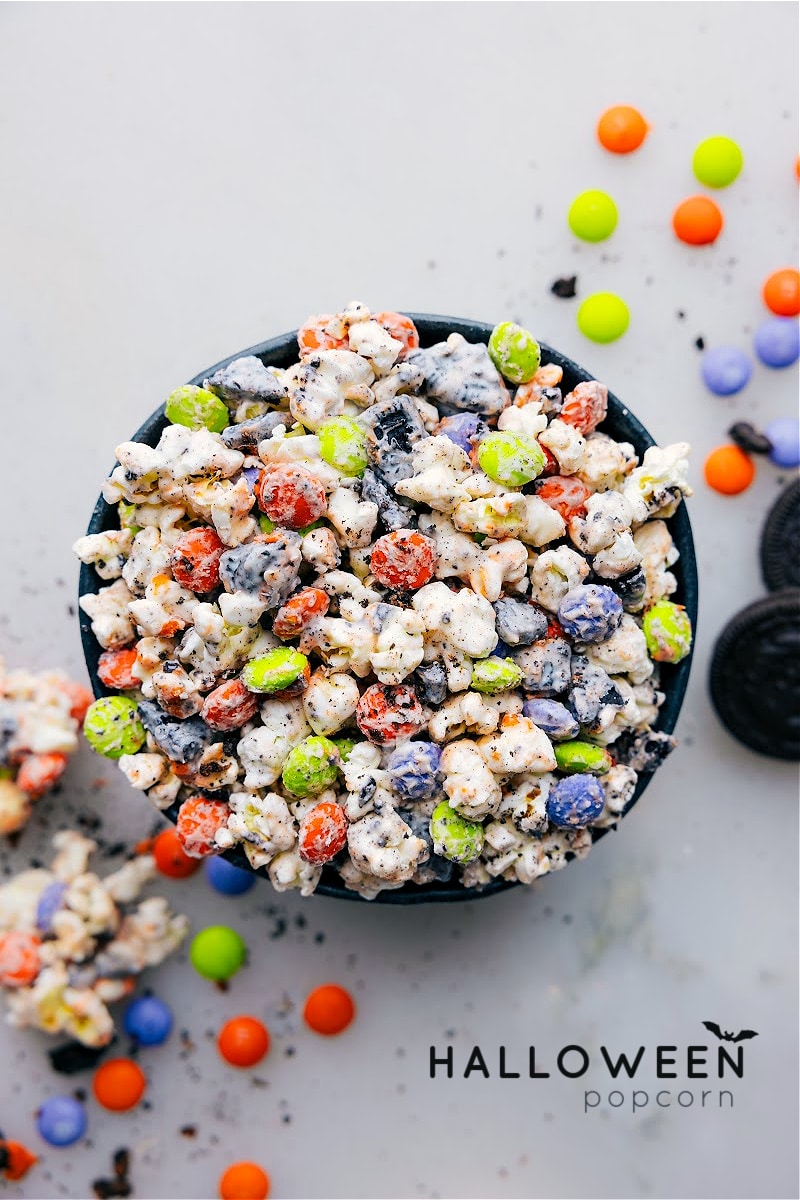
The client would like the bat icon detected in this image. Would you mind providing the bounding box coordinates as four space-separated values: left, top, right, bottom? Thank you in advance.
702 1021 759 1043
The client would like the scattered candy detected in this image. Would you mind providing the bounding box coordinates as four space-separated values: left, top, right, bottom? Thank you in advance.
553 741 613 775
219 1162 271 1200
764 417 800 468
298 800 348 863
596 105 648 154
166 385 228 434
488 321 541 384
36 1096 87 1147
152 827 200 878
727 422 773 456
704 444 756 494
576 292 630 343
753 317 800 368
692 135 743 188
478 431 546 486
190 926 247 982
0 1137 37 1181
546 775 605 828
303 984 355 1036
701 345 753 396
217 1016 270 1068
672 195 723 245
643 600 694 664
763 268 800 317
123 995 174 1047
568 190 618 242
281 736 340 798
92 1058 146 1111
430 800 484 863
83 696 145 759
205 856 257 895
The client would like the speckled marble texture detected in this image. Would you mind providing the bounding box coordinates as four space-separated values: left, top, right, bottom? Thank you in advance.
0 4 798 1199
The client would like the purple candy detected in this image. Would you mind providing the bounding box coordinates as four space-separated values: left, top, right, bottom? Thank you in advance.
436 412 482 455
546 775 604 828
522 699 580 740
764 417 800 468
753 318 800 369
36 880 67 933
387 741 442 801
558 585 623 644
701 346 753 396
242 466 262 491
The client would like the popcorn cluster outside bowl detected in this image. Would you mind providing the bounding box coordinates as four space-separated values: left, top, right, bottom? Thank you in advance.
78 315 698 904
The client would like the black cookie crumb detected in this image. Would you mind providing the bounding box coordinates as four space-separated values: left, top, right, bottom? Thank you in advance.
551 276 577 299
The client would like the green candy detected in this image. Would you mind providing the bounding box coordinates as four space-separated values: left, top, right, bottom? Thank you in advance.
554 740 612 775
430 800 484 864
488 322 541 384
241 648 308 693
331 737 357 764
477 431 546 487
165 385 229 434
258 514 276 534
643 600 693 664
577 293 630 344
318 416 368 477
189 925 247 981
471 656 524 694
83 697 145 760
692 136 743 189
568 190 618 242
117 501 141 533
281 736 340 797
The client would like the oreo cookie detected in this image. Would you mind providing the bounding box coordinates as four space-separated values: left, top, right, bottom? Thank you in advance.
709 589 800 760
760 479 800 592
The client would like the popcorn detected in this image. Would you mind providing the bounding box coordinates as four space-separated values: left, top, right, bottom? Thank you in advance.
77 304 692 901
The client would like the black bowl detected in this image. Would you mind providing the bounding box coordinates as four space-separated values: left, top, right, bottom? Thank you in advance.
79 315 698 904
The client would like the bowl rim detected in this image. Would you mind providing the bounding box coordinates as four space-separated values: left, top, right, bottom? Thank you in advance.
79 314 698 904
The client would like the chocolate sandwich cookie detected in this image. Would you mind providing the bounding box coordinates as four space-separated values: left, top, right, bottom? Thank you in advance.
709 589 800 760
760 479 800 592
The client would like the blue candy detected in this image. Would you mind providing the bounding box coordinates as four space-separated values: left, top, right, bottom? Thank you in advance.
546 775 605 828
436 412 482 455
764 417 800 468
36 880 67 933
558 585 623 644
701 346 752 396
753 318 800 369
522 699 580 740
387 741 442 801
36 1095 87 1147
123 995 174 1046
205 855 257 895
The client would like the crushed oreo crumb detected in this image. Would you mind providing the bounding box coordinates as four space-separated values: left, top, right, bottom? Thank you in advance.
551 275 577 299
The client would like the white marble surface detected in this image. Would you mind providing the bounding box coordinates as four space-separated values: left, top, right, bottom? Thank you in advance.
0 4 798 1198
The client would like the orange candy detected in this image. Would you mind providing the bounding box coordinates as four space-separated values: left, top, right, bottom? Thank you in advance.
0 931 41 988
597 105 648 154
60 680 94 724
762 268 800 317
298 801 348 865
372 312 420 353
217 1016 271 1067
97 647 140 691
152 827 201 878
176 796 230 859
0 1139 38 1181
672 195 724 245
297 315 349 356
16 753 68 799
92 1058 146 1111
303 984 355 1036
219 1162 270 1200
272 588 330 640
704 445 755 495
